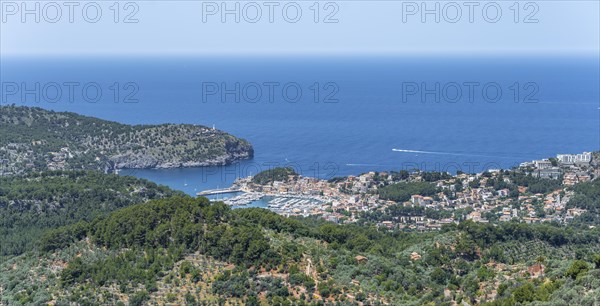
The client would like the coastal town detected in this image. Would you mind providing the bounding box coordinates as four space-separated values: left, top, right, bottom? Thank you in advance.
219 152 599 231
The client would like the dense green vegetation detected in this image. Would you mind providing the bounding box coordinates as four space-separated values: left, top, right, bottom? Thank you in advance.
567 178 600 224
360 204 454 223
504 171 563 195
0 171 181 257
251 167 298 185
51 197 280 291
377 181 438 202
2 192 598 305
421 171 453 182
0 105 253 174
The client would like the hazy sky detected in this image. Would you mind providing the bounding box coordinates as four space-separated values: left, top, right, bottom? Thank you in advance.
1 0 598 56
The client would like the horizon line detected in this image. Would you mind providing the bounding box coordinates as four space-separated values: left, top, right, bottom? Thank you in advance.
2 50 599 59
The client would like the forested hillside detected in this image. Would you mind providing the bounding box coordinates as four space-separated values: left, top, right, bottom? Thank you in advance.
251 167 298 185
0 106 253 174
2 195 599 305
0 171 182 257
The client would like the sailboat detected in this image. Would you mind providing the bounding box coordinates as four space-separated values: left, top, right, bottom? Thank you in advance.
184 179 188 187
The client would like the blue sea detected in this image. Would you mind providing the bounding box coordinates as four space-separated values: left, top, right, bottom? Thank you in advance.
1 55 598 195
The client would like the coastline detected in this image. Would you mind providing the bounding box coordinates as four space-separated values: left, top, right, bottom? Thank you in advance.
172 151 598 225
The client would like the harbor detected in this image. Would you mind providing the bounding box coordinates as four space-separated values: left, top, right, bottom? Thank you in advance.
266 195 324 216
219 192 264 206
204 189 325 216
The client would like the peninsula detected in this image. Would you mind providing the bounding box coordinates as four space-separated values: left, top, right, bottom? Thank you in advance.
0 105 254 174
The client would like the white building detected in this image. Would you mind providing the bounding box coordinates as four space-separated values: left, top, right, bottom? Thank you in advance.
534 159 553 170
557 152 592 164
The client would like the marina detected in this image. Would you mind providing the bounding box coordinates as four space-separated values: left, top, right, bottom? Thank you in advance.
219 192 264 206
266 195 324 216
207 190 325 215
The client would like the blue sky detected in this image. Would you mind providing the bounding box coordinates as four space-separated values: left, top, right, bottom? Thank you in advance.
1 1 598 56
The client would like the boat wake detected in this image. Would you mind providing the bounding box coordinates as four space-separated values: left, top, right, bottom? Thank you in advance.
392 149 503 158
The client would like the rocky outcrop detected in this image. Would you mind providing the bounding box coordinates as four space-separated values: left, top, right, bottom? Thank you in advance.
107 134 254 170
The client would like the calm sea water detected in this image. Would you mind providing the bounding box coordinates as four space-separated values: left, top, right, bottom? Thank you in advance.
1 55 598 195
